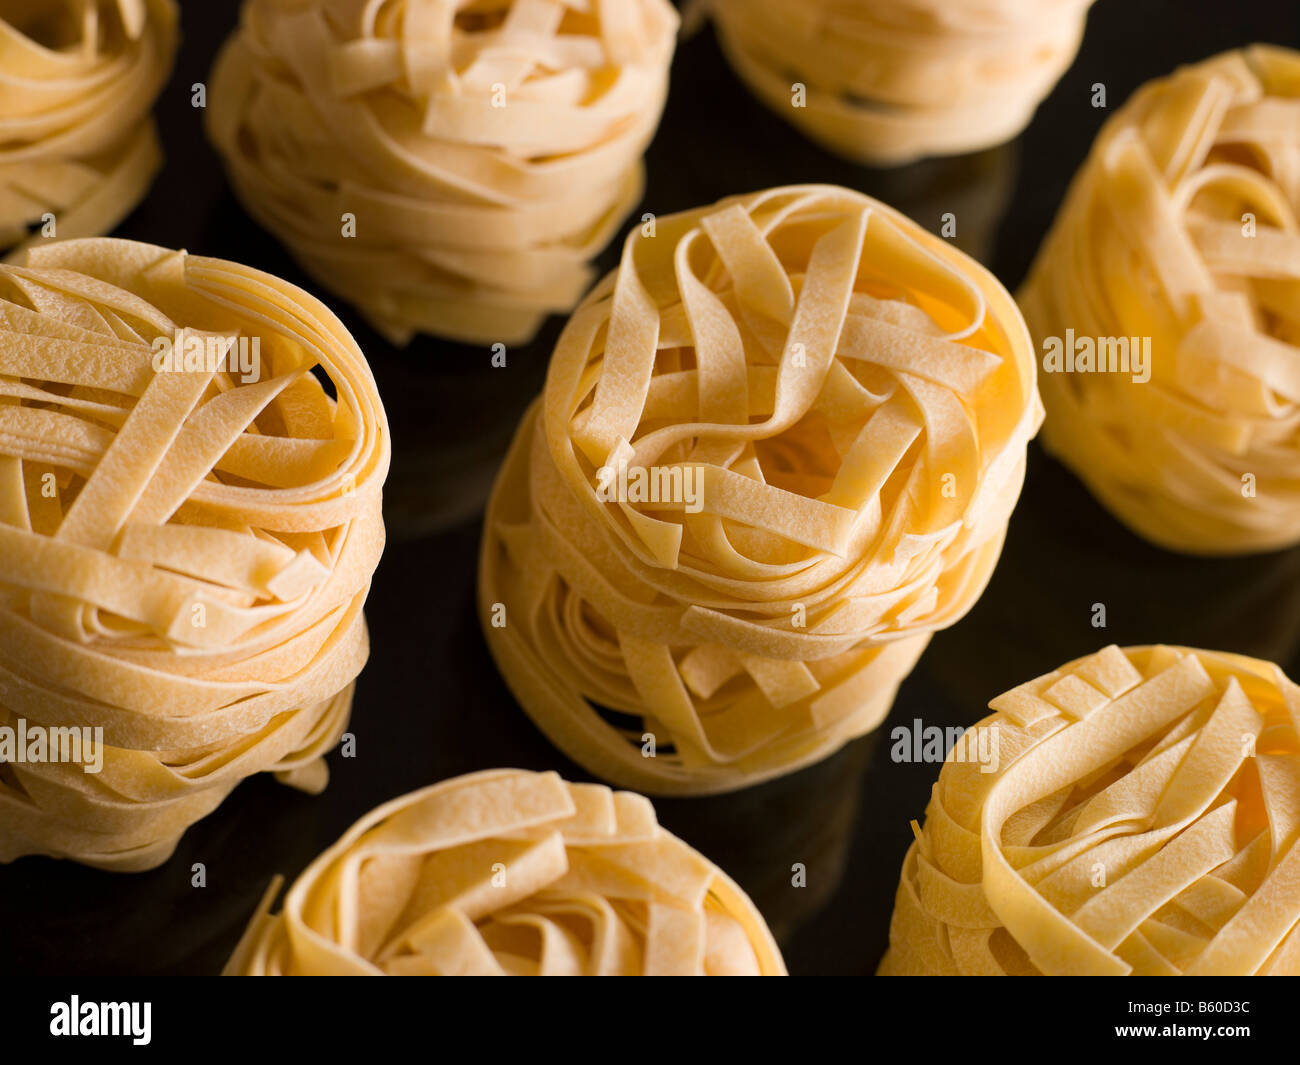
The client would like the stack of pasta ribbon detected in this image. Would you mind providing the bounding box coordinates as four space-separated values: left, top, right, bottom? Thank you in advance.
709 0 1095 165
0 237 389 871
480 184 1043 795
1021 46 1300 555
880 645 1300 976
0 0 178 256
224 769 786 975
207 0 678 347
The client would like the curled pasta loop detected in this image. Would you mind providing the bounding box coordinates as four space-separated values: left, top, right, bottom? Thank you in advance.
0 0 178 256
1021 46 1300 555
479 184 1043 795
709 0 1094 166
0 237 390 872
207 0 678 347
880 645 1300 976
224 769 786 975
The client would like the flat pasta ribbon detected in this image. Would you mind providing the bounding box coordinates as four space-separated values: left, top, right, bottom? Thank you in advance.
1020 46 1300 555
206 0 678 347
880 645 1300 976
479 184 1043 795
0 237 390 872
709 0 1095 165
224 768 786 975
0 0 178 256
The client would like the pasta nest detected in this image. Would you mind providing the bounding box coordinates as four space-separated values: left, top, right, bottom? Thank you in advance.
710 0 1095 165
480 184 1043 794
880 645 1300 976
1020 46 1300 555
0 237 389 871
207 0 679 346
224 769 786 975
0 0 178 255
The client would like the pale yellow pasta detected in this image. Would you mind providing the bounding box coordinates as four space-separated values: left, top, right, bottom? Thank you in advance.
1020 46 1300 555
479 184 1043 795
207 0 678 347
709 0 1094 165
224 769 786 975
880 645 1300 976
0 237 390 872
0 0 178 256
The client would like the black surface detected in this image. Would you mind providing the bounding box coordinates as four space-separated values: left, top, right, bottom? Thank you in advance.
2 0 1299 977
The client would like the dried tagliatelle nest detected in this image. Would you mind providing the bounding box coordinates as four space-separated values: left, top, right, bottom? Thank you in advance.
880 645 1300 976
709 0 1094 165
224 769 786 975
0 237 390 872
1020 46 1300 556
479 184 1043 795
0 0 179 256
207 0 678 347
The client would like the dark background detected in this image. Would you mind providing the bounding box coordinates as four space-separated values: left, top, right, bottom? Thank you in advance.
1 0 1298 976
